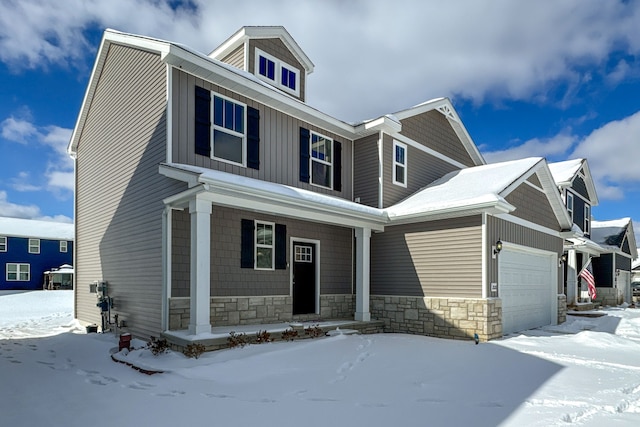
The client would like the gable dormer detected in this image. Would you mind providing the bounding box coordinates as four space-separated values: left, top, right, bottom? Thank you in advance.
549 159 598 236
209 26 314 102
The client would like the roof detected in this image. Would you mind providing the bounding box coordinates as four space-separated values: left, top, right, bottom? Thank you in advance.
0 217 74 240
548 158 599 206
208 26 314 74
44 264 74 275
591 218 638 258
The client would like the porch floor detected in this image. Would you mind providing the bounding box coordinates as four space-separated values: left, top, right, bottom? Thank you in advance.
163 319 385 353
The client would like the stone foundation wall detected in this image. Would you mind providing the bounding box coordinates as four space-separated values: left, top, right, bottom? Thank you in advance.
557 294 567 324
169 294 355 330
370 295 503 341
596 287 621 306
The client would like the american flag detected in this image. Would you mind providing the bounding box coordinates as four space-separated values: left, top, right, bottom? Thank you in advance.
579 261 597 300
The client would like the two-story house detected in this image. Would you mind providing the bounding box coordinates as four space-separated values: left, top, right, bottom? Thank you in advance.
69 27 572 342
0 217 74 290
549 160 637 307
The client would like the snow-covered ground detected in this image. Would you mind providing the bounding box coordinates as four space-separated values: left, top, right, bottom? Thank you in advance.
1 291 640 426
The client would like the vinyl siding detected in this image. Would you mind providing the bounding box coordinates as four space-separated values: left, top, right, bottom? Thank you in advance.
219 44 245 70
382 133 460 208
248 38 306 102
171 206 353 297
486 215 563 294
399 110 475 167
505 181 561 231
75 44 186 338
353 133 380 208
572 175 590 200
371 216 483 297
171 68 352 200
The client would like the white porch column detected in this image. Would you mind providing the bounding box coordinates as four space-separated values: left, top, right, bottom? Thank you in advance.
566 249 577 305
355 227 371 321
188 197 212 335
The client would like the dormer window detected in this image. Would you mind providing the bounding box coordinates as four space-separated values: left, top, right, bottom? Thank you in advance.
254 48 300 97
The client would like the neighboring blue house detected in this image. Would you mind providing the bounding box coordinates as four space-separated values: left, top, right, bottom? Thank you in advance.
0 217 74 290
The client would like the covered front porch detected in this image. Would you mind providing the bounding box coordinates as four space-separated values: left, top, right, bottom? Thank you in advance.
159 163 387 338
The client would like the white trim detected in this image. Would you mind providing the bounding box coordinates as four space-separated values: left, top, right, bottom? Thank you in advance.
166 64 173 164
6 262 30 282
523 179 545 193
59 240 68 253
254 47 301 97
377 131 384 209
494 213 562 238
392 132 467 170
289 237 321 315
481 213 488 298
162 207 171 332
584 204 591 235
566 192 574 223
0 236 6 252
254 220 276 270
392 140 407 188
210 90 248 167
28 238 40 254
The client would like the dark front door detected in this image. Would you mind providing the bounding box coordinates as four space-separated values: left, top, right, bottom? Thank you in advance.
293 242 316 315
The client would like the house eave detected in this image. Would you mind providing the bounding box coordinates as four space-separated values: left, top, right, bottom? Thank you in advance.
387 200 515 226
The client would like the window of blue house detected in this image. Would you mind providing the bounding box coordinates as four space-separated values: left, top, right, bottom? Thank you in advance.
28 239 40 254
212 93 246 166
60 241 68 253
7 263 30 281
566 192 574 222
0 236 6 252
584 205 591 234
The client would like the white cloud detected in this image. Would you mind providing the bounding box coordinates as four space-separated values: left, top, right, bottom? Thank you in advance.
1 113 74 195
0 190 72 223
483 134 576 164
1 1 640 121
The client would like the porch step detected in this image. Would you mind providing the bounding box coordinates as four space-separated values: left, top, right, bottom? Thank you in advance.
568 303 599 311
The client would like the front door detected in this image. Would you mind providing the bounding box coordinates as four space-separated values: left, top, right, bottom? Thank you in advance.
293 242 316 315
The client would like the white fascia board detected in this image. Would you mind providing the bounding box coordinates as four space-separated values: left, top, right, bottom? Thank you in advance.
162 45 355 140
388 199 515 226
354 115 402 136
579 160 600 206
495 213 563 238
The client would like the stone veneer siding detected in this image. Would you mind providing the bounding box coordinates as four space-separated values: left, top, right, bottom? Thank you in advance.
370 295 503 341
169 294 355 330
595 287 622 306
557 294 567 324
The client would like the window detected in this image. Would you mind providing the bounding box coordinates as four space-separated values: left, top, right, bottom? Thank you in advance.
255 221 275 270
393 140 407 187
0 236 6 252
6 263 30 281
584 205 591 234
310 132 333 188
566 192 574 221
60 241 68 253
295 245 312 263
254 48 300 97
212 93 246 165
28 239 40 254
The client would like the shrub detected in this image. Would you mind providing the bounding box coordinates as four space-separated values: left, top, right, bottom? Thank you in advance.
255 330 272 344
281 328 299 341
147 336 170 355
183 343 206 359
227 331 248 348
304 324 325 338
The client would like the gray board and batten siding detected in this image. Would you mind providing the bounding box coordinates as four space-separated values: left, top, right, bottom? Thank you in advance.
371 216 483 298
170 67 352 201
353 133 380 208
505 180 562 232
171 206 354 298
75 44 185 338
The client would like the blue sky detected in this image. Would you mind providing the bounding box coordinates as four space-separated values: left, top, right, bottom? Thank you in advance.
1 0 640 238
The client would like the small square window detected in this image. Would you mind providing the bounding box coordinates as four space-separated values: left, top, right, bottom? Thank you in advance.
295 245 312 263
60 241 68 253
28 239 40 254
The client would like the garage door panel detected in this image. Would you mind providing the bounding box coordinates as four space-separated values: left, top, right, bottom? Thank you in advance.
500 248 555 335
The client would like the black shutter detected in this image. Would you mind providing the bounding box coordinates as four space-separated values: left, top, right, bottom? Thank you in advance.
300 127 310 182
194 86 211 157
241 219 254 268
333 140 342 192
275 224 287 270
247 106 260 170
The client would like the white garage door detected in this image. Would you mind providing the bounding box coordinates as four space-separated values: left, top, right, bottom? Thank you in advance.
499 247 556 335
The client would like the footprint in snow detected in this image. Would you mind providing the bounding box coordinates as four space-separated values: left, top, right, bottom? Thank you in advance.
337 361 353 374
125 381 156 390
202 393 235 399
154 390 186 397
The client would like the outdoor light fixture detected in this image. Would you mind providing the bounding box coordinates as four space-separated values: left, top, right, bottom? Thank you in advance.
559 253 567 267
492 240 503 258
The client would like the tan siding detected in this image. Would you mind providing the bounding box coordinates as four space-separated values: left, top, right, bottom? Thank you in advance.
527 173 542 187
382 134 461 208
486 215 564 294
505 182 561 231
171 69 352 201
399 110 476 167
219 44 245 70
371 216 483 297
75 44 186 338
353 133 380 208
248 38 306 102
171 206 353 298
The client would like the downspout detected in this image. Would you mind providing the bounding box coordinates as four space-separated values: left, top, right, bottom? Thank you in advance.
161 206 172 331
481 213 488 298
166 64 173 164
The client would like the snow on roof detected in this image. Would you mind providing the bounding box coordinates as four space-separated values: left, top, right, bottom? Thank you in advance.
0 217 74 240
44 264 74 275
548 159 583 184
386 157 542 218
591 218 631 247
